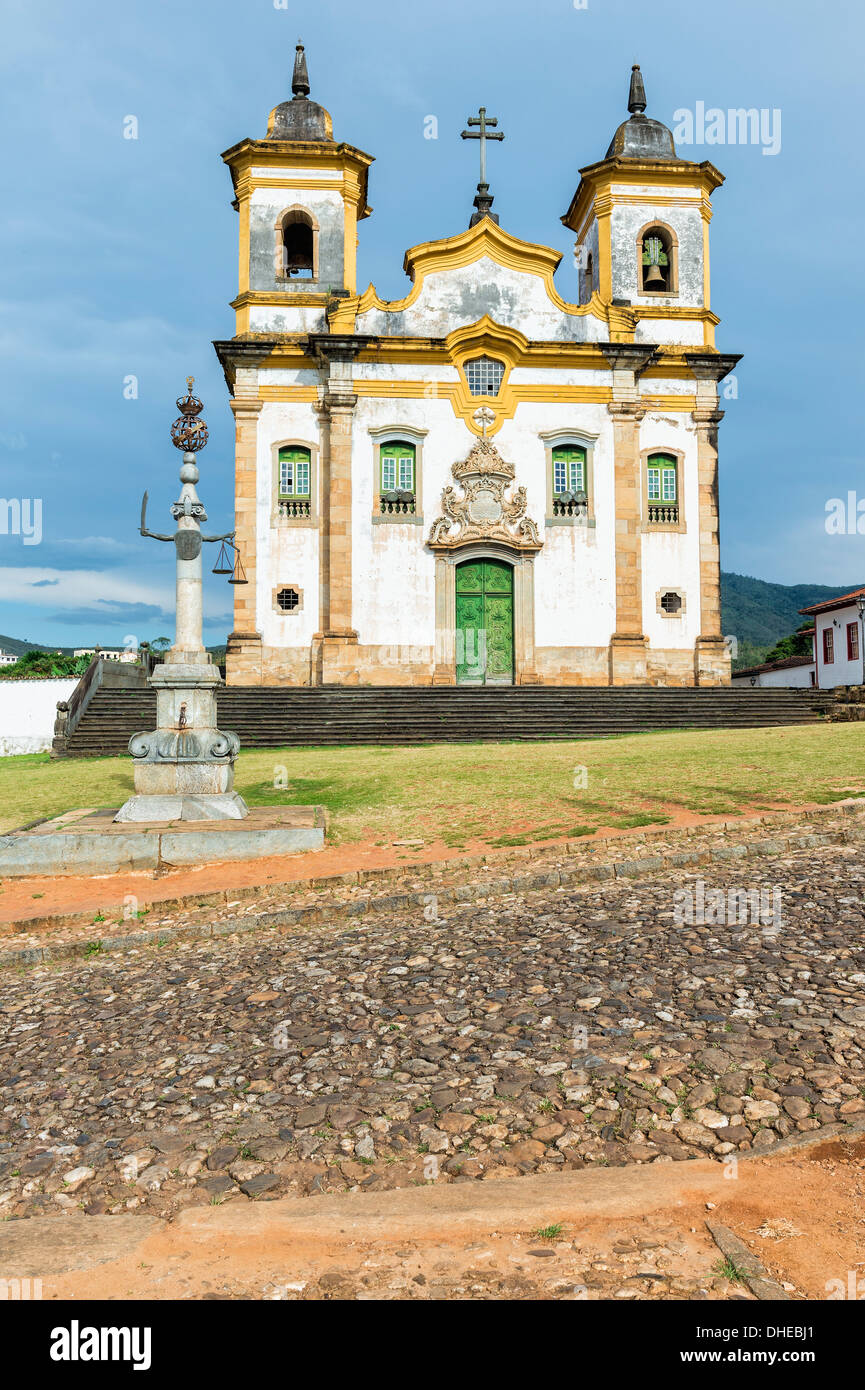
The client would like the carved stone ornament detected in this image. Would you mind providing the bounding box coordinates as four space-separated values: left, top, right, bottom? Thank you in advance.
427 437 542 552
128 729 240 764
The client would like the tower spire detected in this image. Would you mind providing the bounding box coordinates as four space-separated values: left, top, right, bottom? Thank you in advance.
628 63 647 115
292 39 310 98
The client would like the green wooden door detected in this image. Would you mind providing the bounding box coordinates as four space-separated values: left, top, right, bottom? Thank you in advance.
455 559 514 685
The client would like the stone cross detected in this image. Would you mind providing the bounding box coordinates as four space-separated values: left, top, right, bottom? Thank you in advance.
472 406 496 438
461 107 505 226
461 106 504 187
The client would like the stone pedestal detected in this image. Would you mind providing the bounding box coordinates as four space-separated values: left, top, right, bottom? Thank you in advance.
609 633 649 685
115 652 248 823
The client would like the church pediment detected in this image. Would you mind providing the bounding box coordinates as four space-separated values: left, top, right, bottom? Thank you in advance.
427 435 542 554
353 217 610 343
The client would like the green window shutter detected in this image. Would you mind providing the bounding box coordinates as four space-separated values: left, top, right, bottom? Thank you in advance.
647 453 677 503
380 442 415 492
552 446 586 495
278 447 311 497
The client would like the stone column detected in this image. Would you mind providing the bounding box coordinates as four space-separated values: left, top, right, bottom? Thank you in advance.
226 392 263 685
309 335 367 685
685 354 741 686
602 345 656 685
514 555 540 684
432 554 456 684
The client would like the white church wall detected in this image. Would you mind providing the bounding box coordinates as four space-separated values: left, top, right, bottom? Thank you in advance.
634 318 704 346
256 400 322 648
639 414 702 650
249 305 328 334
350 394 447 648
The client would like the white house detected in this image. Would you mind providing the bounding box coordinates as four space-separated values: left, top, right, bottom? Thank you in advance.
799 587 865 689
731 652 815 688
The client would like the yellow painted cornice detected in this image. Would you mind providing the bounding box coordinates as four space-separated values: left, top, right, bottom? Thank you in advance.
221 138 374 220
562 158 724 235
231 290 329 309
445 315 528 366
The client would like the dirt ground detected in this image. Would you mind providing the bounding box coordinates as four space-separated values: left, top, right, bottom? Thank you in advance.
4 1130 862 1301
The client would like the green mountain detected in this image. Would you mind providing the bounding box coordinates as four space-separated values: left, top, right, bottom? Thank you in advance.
721 572 860 667
0 633 73 658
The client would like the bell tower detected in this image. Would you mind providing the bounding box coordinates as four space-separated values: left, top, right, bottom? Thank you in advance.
221 42 373 334
562 64 723 332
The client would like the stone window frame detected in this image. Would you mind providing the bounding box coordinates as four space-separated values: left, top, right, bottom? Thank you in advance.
656 587 687 618
273 585 304 615
271 437 319 528
274 206 320 284
369 423 428 526
539 427 598 529
640 445 687 534
636 220 679 298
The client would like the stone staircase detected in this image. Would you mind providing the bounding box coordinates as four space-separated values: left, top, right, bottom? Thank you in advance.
64 685 835 755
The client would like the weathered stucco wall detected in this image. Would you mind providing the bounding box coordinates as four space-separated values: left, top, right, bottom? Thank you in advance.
249 178 345 294
609 183 705 308
356 258 607 342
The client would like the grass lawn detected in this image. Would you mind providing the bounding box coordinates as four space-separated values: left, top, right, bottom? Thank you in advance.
1 724 863 847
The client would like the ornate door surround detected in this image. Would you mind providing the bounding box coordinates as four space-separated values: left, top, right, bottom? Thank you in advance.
428 436 542 686
455 558 514 685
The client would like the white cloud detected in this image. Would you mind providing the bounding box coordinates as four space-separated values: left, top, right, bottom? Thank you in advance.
0 566 173 613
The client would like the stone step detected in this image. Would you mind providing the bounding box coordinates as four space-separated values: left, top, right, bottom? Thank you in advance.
64 685 832 755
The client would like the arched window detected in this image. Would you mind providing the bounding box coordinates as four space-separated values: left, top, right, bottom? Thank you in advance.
280 210 315 278
379 441 416 514
646 452 678 523
581 251 594 302
552 445 588 516
278 446 311 517
465 356 505 397
640 225 675 294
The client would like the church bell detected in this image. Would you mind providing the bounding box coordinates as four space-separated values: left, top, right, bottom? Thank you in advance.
644 261 665 288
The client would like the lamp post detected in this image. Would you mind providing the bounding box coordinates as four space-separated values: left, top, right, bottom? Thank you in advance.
114 380 249 822
858 594 865 686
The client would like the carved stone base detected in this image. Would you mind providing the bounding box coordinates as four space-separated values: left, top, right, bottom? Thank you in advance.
312 631 360 685
609 633 648 685
113 791 249 823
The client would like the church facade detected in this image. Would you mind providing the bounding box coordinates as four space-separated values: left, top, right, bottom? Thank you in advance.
214 46 740 687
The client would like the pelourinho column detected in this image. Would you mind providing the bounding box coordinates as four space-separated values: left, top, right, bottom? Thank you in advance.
225 390 263 685
602 345 656 685
685 353 742 686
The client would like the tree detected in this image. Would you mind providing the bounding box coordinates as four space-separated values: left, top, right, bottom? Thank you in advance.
764 623 814 665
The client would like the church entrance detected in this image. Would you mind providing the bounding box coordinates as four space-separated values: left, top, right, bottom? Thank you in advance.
455 558 514 685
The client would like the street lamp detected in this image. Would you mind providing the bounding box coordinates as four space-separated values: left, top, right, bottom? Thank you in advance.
857 593 865 686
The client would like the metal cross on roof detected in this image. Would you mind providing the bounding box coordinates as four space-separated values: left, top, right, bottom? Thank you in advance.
461 106 505 227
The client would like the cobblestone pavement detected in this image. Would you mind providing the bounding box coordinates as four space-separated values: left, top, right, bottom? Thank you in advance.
1 836 864 1243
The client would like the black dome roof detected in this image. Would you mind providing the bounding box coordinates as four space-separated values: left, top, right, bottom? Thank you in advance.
266 42 333 143
605 65 680 162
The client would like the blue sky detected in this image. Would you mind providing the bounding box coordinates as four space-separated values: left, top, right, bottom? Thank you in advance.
1 0 862 649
